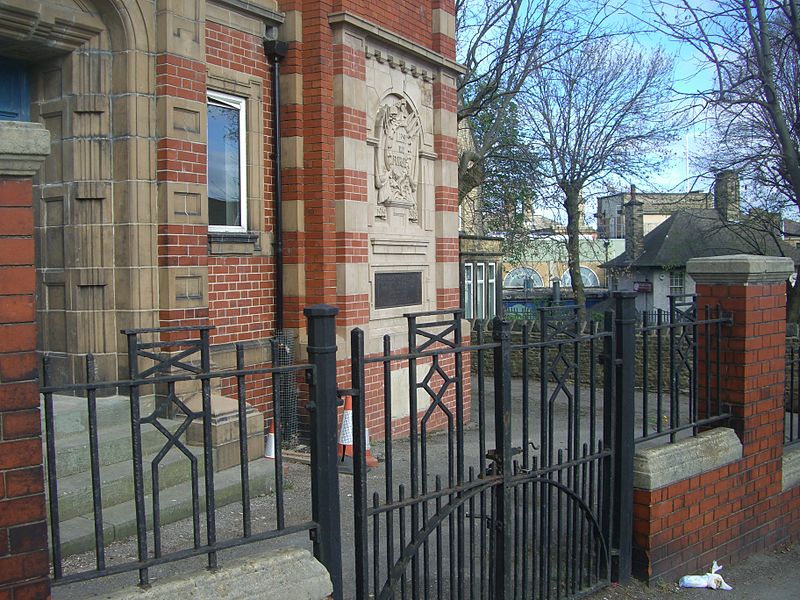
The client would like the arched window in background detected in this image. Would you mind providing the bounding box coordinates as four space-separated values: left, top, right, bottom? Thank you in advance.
561 266 600 288
504 267 544 290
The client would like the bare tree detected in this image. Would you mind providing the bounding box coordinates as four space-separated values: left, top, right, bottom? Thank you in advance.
521 37 678 321
647 0 800 319
456 0 612 203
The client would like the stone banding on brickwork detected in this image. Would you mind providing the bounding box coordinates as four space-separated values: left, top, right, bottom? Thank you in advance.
329 12 464 75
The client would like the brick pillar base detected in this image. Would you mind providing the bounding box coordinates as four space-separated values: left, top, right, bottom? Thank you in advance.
0 121 51 597
689 255 792 459
630 254 796 584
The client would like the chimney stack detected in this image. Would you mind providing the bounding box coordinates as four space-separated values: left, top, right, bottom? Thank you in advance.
714 169 740 221
624 185 644 258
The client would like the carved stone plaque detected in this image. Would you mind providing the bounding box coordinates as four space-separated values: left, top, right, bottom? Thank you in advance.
375 272 422 309
374 96 421 221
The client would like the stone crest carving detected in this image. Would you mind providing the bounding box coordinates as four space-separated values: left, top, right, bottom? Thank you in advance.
374 97 421 220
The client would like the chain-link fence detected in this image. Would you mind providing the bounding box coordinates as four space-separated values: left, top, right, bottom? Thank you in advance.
271 330 301 448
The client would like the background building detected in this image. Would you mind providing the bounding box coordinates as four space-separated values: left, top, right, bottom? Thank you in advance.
597 188 713 239
604 172 799 313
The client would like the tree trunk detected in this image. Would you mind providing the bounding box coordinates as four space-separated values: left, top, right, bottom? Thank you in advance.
564 187 586 328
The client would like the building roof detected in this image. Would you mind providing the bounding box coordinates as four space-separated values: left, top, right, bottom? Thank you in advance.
604 209 800 269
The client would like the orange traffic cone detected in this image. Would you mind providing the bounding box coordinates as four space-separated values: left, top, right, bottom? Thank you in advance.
265 420 276 459
364 427 379 469
338 395 354 473
338 395 379 473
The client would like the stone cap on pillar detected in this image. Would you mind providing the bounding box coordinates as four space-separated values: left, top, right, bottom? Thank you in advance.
686 254 794 285
0 121 51 176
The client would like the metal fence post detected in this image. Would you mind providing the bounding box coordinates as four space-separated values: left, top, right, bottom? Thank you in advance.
304 304 343 600
613 291 636 582
492 316 513 598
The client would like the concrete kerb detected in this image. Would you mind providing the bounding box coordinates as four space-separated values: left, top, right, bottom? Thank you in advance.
99 547 331 600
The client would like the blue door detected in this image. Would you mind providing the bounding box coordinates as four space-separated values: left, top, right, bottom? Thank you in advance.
0 59 29 121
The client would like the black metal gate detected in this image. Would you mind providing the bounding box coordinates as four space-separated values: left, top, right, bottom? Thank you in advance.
347 297 636 599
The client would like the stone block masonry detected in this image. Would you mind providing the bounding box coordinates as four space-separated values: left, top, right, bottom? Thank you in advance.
284 0 465 437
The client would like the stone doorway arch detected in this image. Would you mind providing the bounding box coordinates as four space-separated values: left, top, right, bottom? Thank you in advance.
0 0 158 383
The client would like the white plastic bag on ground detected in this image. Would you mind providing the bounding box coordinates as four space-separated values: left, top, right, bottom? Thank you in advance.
678 561 733 590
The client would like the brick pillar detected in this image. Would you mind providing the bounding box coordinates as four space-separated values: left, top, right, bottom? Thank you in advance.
688 254 792 457
0 121 51 597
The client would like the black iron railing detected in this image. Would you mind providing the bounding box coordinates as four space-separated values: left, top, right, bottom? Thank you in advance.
786 340 800 447
634 295 732 445
349 302 621 600
41 306 343 597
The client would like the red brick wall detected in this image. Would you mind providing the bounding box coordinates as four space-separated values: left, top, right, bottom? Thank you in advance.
206 22 276 346
157 22 278 337
632 277 800 583
633 452 800 583
0 178 50 598
333 0 435 50
204 23 278 423
208 258 275 344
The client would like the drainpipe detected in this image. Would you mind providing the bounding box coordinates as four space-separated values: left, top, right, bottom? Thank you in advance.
264 39 288 331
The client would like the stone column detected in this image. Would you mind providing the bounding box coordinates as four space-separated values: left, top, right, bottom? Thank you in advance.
688 254 793 458
0 121 51 597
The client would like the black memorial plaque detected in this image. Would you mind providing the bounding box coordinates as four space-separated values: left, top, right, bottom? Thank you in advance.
375 271 422 309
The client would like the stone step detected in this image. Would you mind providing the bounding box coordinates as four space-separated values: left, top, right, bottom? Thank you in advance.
54 437 264 523
57 457 274 557
49 420 183 479
44 394 157 438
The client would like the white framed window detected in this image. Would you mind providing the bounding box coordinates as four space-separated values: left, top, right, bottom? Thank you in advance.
464 264 474 319
669 270 684 297
487 263 496 318
476 263 485 319
207 90 247 231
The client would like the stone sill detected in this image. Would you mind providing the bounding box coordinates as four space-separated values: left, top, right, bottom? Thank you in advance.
208 231 260 255
633 428 742 490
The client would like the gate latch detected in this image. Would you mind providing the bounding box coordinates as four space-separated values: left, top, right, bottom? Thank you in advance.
486 446 523 467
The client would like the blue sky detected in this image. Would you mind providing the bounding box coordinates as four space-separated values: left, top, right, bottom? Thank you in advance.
611 0 718 194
